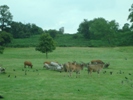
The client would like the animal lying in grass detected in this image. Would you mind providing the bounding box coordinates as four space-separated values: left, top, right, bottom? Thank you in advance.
44 61 63 72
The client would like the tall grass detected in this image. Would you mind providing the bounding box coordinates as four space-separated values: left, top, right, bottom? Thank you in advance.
0 47 133 100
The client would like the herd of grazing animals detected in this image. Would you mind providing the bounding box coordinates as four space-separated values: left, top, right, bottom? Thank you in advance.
0 60 110 78
43 60 110 77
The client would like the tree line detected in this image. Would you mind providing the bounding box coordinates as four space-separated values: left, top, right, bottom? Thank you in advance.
0 4 133 54
77 18 132 46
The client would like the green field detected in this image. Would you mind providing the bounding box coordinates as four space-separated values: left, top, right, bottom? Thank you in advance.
0 47 133 100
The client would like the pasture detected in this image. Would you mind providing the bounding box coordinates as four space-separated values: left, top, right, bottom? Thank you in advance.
0 47 133 100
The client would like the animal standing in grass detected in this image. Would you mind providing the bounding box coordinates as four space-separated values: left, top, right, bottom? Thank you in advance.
24 61 33 68
91 59 110 68
64 61 84 78
87 63 108 76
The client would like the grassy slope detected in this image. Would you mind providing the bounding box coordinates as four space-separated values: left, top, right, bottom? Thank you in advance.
0 47 133 100
8 34 109 47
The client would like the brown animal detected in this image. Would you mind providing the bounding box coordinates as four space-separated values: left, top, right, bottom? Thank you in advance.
91 60 104 64
24 61 33 68
64 61 84 78
87 63 108 76
44 61 51 65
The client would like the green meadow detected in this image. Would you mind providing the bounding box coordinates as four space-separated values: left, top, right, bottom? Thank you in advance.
0 47 133 100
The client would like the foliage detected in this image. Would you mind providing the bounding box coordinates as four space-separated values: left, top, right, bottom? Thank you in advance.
8 21 43 38
128 3 133 23
0 31 12 46
0 31 12 54
77 19 91 39
59 27 64 34
77 18 120 46
44 29 64 39
45 29 58 39
122 23 131 32
36 33 56 58
0 5 13 31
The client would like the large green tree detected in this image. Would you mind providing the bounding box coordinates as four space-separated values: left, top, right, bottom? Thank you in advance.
77 18 119 46
0 5 13 31
35 33 56 58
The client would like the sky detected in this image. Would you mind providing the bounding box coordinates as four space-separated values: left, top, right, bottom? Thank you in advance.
0 0 133 33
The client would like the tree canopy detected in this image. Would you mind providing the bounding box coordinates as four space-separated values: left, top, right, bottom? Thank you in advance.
35 33 56 58
0 5 13 31
9 21 44 38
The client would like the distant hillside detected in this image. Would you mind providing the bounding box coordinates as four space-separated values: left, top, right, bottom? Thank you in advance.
7 34 110 47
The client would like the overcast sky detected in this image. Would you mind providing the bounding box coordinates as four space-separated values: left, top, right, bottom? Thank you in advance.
0 0 132 33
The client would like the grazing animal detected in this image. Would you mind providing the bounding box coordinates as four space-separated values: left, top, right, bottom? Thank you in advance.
87 63 108 76
91 60 105 64
24 61 33 68
64 62 84 78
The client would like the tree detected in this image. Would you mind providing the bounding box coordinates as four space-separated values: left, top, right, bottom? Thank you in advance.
9 21 43 38
35 33 56 58
0 31 12 46
47 29 58 38
77 19 91 39
89 18 108 39
0 5 13 31
122 23 131 32
59 27 64 34
128 4 133 23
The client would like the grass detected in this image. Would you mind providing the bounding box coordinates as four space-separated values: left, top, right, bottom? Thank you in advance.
7 34 110 47
0 47 133 100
